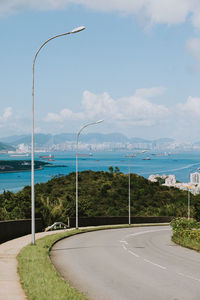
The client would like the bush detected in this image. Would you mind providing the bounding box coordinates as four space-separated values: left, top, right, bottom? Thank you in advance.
171 217 200 252
170 217 200 233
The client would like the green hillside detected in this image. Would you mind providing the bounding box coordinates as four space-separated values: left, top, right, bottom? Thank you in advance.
1 170 199 226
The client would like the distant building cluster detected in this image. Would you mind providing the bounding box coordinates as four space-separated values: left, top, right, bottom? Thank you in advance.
148 172 200 195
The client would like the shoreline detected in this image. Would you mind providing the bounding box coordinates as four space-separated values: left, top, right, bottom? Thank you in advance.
0 166 43 174
0 164 67 174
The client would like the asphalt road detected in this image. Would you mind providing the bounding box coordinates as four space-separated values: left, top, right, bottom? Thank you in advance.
51 226 200 300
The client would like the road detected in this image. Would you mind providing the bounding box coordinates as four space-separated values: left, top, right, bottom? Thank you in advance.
51 226 200 300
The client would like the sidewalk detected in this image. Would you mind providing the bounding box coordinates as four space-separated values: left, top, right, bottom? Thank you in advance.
0 230 66 300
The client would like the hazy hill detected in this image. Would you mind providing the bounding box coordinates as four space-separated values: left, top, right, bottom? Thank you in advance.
0 142 15 151
0 133 175 147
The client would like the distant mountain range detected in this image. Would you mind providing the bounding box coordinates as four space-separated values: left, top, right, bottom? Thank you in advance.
0 142 15 151
0 133 175 147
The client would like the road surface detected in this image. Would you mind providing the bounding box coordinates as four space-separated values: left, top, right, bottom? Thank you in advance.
51 226 200 300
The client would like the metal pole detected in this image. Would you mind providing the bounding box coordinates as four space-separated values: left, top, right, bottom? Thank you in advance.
31 57 35 245
76 133 79 229
75 120 104 229
188 188 190 220
31 27 85 244
128 157 131 225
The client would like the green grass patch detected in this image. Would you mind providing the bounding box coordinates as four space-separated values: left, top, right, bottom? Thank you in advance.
171 218 200 252
17 229 89 300
172 229 200 252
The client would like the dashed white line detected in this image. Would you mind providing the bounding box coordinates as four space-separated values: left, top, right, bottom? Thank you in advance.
177 272 200 283
143 259 166 270
122 244 127 250
128 250 140 258
120 240 128 245
125 228 170 239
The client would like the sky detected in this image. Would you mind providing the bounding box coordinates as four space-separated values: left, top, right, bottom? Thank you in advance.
0 0 200 142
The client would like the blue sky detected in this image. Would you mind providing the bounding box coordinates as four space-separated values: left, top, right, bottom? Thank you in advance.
0 0 200 142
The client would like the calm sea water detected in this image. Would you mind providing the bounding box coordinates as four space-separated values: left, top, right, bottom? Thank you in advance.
0 151 200 194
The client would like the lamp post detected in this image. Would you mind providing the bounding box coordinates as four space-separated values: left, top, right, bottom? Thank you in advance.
126 154 136 225
31 26 85 245
188 187 191 220
76 120 104 229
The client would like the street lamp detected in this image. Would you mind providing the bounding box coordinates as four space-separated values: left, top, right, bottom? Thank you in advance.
31 26 86 245
126 154 136 225
76 120 104 229
187 187 191 220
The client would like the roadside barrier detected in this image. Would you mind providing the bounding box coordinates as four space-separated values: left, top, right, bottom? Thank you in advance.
67 216 173 227
0 218 43 244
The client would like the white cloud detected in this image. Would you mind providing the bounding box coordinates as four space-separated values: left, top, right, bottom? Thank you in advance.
0 107 13 126
44 108 84 122
44 87 169 127
1 0 200 28
134 86 166 98
186 38 200 62
82 89 170 126
177 96 200 117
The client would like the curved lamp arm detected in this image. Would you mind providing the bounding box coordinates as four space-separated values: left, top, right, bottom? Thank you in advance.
75 119 104 229
31 26 85 245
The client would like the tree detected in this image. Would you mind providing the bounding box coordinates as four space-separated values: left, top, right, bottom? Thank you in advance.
114 166 120 173
108 166 114 173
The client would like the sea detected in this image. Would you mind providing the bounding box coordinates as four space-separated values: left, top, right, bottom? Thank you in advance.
0 151 200 194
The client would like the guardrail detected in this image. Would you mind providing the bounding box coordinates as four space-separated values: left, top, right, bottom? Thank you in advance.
68 216 173 227
0 219 43 244
0 216 173 244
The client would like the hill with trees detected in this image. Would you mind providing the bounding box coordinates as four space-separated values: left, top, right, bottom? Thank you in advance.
0 169 199 226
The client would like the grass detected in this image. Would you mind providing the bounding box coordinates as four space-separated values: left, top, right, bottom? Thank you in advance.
17 223 169 300
170 218 200 252
172 230 200 252
17 229 89 300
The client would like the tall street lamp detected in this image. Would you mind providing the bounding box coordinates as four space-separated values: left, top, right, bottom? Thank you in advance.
187 186 191 220
31 26 85 245
126 155 136 225
76 120 104 229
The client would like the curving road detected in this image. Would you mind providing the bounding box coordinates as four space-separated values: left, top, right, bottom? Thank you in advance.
51 226 200 300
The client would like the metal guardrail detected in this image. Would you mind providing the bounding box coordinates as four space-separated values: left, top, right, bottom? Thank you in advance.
45 222 67 231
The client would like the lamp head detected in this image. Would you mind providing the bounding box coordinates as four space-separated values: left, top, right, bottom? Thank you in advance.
71 26 86 33
96 119 104 124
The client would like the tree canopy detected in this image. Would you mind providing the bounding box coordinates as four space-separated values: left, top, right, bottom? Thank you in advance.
0 170 199 226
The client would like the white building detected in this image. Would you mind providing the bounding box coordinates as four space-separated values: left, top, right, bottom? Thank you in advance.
190 172 200 184
165 175 176 186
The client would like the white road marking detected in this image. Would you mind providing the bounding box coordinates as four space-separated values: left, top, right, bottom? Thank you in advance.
120 240 128 245
128 250 139 258
122 244 127 251
120 227 200 285
177 272 200 283
143 258 167 270
125 228 170 239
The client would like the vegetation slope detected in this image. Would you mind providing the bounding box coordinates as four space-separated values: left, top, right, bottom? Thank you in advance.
1 169 200 226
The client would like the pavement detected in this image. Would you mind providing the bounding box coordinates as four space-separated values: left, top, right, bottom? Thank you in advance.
51 226 200 300
0 230 66 300
0 223 169 300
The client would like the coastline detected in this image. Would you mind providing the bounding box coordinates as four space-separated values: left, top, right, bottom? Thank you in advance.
0 164 67 174
0 166 43 174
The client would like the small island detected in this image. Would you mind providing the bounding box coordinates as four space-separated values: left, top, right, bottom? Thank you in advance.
0 160 51 173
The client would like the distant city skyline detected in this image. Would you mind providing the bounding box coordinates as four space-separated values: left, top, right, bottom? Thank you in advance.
0 1 200 141
1 132 200 153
